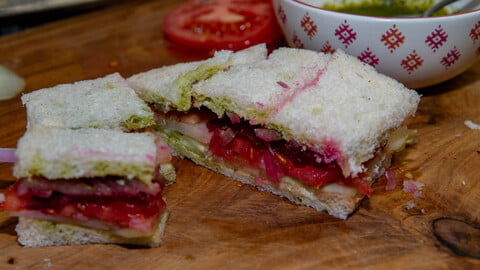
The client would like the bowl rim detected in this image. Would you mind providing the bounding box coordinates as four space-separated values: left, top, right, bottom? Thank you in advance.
286 0 480 20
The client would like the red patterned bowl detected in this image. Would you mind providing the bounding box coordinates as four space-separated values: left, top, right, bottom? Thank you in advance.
272 0 480 88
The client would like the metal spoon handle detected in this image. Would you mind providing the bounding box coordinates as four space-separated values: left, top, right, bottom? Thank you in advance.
423 0 458 17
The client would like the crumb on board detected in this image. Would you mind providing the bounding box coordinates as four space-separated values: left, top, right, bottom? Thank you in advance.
405 202 417 210
404 203 426 214
464 120 480 130
43 258 52 267
462 180 467 185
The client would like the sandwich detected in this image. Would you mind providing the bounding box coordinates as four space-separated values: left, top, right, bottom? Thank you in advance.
1 127 170 247
0 73 175 247
127 45 420 219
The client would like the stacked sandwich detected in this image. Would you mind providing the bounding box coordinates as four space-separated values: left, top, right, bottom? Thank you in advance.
1 73 175 247
128 44 420 220
1 44 420 247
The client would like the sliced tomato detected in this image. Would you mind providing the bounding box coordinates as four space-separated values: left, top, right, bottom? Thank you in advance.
2 178 166 232
69 200 164 230
231 138 253 160
341 175 373 196
207 115 373 194
276 152 342 188
162 0 282 51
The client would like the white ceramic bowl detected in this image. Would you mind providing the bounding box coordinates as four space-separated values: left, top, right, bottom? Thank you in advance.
272 0 480 88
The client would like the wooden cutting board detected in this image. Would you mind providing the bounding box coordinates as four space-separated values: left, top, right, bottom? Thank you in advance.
0 0 479 268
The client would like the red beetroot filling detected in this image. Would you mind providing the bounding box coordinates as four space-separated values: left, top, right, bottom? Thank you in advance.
1 177 166 232
207 115 373 195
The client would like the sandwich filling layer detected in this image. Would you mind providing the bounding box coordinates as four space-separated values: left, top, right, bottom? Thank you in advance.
1 176 167 238
155 107 414 214
206 113 373 195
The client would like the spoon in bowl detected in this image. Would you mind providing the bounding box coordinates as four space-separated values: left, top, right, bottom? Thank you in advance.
398 0 460 17
423 0 459 17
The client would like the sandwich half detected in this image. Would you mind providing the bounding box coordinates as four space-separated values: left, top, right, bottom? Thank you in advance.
128 46 420 219
1 127 171 247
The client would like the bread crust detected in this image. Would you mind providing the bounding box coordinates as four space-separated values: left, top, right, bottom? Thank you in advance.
15 211 169 248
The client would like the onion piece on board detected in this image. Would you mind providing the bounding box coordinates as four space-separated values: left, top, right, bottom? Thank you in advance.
385 168 397 191
0 148 16 163
0 66 25 100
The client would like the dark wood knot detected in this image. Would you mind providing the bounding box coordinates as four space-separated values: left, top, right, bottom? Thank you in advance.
432 217 480 259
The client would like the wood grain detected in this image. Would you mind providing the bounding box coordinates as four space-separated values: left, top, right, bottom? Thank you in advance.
0 0 479 269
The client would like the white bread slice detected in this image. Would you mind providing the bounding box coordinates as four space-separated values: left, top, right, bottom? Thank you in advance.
21 73 154 131
15 211 169 248
13 127 160 185
127 44 268 111
269 50 420 177
192 47 332 122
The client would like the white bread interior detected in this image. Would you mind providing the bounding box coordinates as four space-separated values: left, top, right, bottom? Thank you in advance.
21 73 154 131
15 211 169 248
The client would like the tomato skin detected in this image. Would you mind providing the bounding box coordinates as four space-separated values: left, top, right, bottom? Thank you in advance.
162 0 282 51
231 138 254 161
340 175 373 196
277 153 342 188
